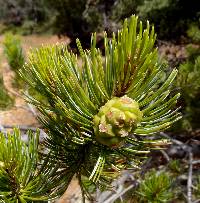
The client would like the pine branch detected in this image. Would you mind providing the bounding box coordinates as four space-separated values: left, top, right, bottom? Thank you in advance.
0 129 53 202
20 15 182 199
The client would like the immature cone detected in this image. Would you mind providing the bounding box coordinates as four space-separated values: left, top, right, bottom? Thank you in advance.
93 95 143 148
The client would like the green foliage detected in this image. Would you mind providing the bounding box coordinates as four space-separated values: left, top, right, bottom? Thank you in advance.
46 0 115 48
137 0 200 39
0 129 56 202
3 33 25 88
20 15 181 199
176 27 200 131
187 23 200 43
111 0 143 21
168 159 181 174
138 0 170 15
49 0 86 47
3 33 25 71
177 55 200 98
0 0 50 27
0 75 13 110
194 176 200 199
178 57 200 131
45 0 200 41
137 170 173 203
1 0 199 41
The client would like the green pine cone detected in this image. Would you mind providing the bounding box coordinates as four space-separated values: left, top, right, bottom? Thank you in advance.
93 95 143 147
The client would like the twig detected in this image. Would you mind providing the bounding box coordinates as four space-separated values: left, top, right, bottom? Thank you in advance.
187 151 193 203
193 199 200 203
192 160 200 165
96 171 136 203
160 132 184 145
160 150 170 162
104 184 135 203
160 132 193 154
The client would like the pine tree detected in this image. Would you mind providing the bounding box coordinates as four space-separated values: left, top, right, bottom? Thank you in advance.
0 15 181 202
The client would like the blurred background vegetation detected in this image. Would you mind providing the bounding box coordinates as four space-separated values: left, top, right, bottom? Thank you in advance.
0 0 199 44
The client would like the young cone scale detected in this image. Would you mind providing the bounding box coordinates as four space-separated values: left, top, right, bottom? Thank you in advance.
20 15 182 200
94 95 143 147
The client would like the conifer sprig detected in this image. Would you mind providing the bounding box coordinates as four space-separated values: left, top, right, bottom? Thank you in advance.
21 15 181 198
0 129 62 202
